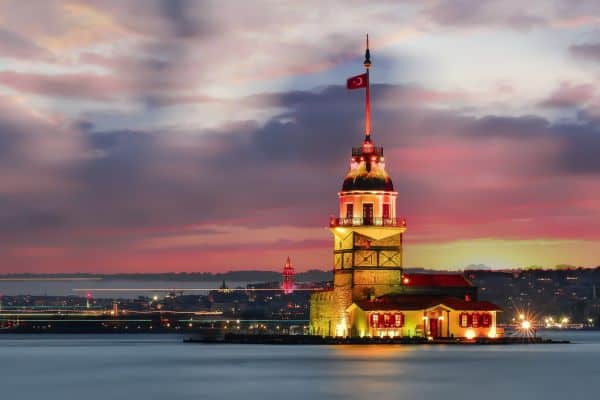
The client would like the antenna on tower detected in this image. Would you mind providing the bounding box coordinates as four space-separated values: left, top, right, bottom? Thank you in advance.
364 33 371 68
364 33 372 141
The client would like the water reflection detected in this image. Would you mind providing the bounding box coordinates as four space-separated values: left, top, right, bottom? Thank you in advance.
0 333 598 400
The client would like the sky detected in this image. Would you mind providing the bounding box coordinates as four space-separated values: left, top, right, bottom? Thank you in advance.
0 0 599 273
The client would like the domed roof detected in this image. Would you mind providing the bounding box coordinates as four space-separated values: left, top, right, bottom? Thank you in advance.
342 137 394 192
342 173 394 191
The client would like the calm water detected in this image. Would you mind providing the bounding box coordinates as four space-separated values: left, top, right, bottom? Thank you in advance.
1 331 598 400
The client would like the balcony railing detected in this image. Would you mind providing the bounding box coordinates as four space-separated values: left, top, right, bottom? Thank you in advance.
329 217 407 228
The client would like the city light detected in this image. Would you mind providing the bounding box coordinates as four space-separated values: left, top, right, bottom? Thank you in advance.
465 329 476 340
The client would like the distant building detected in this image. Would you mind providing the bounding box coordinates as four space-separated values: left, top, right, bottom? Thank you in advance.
282 256 295 294
309 38 502 339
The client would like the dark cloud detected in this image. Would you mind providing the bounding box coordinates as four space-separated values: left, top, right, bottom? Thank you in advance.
554 120 600 174
570 42 600 63
1 80 600 272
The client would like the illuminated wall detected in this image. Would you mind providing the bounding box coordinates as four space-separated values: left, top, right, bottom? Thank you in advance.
347 305 499 339
338 191 397 221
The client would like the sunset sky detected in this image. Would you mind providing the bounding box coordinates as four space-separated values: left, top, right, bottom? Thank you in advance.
1 0 599 273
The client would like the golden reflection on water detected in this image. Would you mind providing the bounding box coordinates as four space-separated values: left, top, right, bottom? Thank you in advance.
331 344 413 359
325 345 417 397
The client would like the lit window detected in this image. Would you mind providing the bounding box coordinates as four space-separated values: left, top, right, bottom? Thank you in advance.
382 204 390 220
371 313 379 328
394 313 404 328
460 313 469 328
346 204 353 219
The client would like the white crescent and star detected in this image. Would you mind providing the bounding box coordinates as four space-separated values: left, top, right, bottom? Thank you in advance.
353 77 363 85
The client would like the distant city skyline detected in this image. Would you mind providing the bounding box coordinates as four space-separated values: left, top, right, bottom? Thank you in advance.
1 1 600 273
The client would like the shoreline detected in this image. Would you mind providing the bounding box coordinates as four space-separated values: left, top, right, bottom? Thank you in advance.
183 334 570 345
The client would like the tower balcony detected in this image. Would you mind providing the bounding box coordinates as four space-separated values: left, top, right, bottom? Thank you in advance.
329 216 407 228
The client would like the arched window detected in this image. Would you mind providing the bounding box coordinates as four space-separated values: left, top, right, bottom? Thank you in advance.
383 313 391 327
394 313 404 328
481 313 491 328
370 313 380 328
472 313 480 328
460 312 469 328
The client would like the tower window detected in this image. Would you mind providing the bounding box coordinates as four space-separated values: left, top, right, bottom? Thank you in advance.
382 204 390 219
363 204 373 225
346 204 353 219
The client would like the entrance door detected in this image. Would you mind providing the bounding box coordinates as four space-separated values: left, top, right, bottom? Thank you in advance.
363 204 373 225
429 318 439 338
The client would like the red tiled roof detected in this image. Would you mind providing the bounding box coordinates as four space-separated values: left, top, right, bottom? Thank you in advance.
355 295 441 311
354 295 502 312
403 273 472 287
439 297 502 311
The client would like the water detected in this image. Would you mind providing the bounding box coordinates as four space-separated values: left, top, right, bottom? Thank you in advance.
1 331 598 400
0 279 248 298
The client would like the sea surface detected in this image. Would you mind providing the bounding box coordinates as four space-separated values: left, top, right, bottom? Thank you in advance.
0 330 598 400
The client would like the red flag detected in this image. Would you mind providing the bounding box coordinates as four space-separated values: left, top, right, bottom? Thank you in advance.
346 73 367 90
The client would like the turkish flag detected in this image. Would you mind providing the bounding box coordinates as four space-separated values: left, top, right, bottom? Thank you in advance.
346 73 368 90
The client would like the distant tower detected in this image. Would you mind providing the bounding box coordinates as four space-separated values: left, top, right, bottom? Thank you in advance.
86 292 92 309
282 256 295 294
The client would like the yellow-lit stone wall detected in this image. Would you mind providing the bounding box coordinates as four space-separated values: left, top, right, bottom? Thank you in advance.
349 308 426 338
352 269 403 298
311 222 406 337
347 306 499 339
309 286 352 337
447 310 498 338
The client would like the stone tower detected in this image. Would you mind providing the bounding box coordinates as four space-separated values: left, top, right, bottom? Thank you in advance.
309 35 406 337
330 136 406 301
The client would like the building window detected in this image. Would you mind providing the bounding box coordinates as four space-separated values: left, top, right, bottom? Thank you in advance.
472 313 480 328
481 313 491 327
370 313 379 328
394 313 404 328
460 312 469 328
384 313 391 327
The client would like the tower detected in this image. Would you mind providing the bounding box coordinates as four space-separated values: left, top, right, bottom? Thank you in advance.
310 35 407 337
331 35 406 302
282 256 295 294
309 38 503 338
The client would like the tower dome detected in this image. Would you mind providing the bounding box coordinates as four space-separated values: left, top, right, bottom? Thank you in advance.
341 143 394 192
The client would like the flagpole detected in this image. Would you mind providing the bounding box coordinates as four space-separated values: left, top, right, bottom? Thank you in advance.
364 34 371 140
